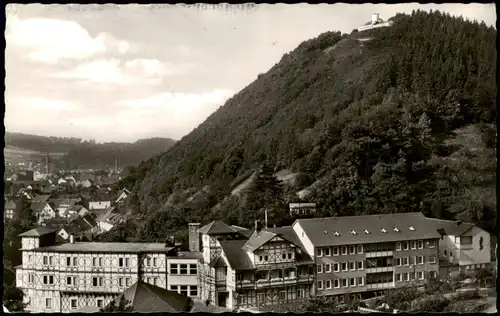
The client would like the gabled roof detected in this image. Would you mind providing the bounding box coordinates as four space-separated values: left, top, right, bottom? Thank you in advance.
264 226 314 264
219 240 255 270
426 218 476 236
32 194 51 203
231 225 254 238
30 202 50 213
115 280 193 312
241 230 278 252
19 227 57 237
295 212 441 246
198 220 238 235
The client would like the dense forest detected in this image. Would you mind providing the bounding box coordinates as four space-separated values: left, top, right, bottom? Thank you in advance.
5 132 176 169
112 10 496 244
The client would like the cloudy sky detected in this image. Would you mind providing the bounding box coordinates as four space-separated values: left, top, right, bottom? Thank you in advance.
5 3 496 143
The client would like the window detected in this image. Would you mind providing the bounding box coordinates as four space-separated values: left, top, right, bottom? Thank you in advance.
317 264 323 273
170 264 178 274
154 278 158 286
325 280 332 289
444 250 447 256
349 262 355 271
153 258 157 267
119 278 124 287
92 277 103 287
97 300 104 308
282 253 287 260
70 298 78 310
181 285 188 295
418 240 424 249
190 264 197 274
410 241 416 250
45 298 52 309
403 257 409 266
429 256 436 264
317 280 323 290
288 253 293 259
333 246 339 256
449 252 453 258
125 258 130 267
396 274 402 282
297 289 305 298
66 276 77 286
264 255 268 261
28 274 34 283
93 258 97 267
43 275 54 285
350 278 356 287
403 242 409 250
396 242 402 251
349 246 355 254
190 286 198 297
357 277 364 286
170 285 178 292
357 261 364 270
146 257 152 266
43 256 48 265
317 248 323 257
341 262 348 271
403 273 409 281
418 271 424 280
146 277 151 284
258 293 265 302
418 256 424 265
334 279 340 288
428 240 436 248
66 257 71 266
119 258 124 267
325 263 331 273
396 258 401 266
410 256 416 265
341 246 347 255
342 279 348 287
279 291 286 300
429 271 437 279
410 272 415 280
126 278 131 287
333 263 340 272
357 245 363 254
29 255 33 263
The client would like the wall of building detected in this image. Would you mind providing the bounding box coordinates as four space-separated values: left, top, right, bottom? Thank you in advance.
292 223 315 256
166 258 198 298
457 227 491 266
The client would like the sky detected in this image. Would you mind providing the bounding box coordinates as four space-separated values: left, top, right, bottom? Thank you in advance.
5 3 496 143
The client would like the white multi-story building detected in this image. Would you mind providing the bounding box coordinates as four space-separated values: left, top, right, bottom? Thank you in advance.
15 225 201 313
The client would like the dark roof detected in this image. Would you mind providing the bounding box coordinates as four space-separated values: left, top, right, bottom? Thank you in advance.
167 251 202 260
30 242 175 254
242 230 277 252
198 220 238 235
50 198 79 209
30 202 50 213
19 227 57 237
116 280 193 312
295 212 441 247
231 225 254 238
191 299 232 313
32 194 51 203
425 218 476 236
219 240 255 270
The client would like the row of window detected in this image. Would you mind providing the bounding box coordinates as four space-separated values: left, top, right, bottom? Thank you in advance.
317 277 365 290
38 274 135 288
39 256 163 268
395 271 435 282
169 264 197 275
258 252 294 262
395 255 437 266
317 261 364 273
169 285 198 297
396 240 435 251
45 298 105 310
317 240 436 257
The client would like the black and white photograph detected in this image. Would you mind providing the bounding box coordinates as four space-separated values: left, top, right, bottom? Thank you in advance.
3 3 497 313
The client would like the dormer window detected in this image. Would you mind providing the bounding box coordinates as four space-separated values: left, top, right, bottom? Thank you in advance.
381 228 387 233
363 229 370 234
334 231 340 236
409 226 415 231
350 230 357 235
393 227 399 232
324 230 328 234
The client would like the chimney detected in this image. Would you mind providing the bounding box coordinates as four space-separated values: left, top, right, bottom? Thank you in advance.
188 223 201 252
255 220 261 233
45 151 49 175
371 13 380 24
69 235 74 244
456 221 462 227
264 210 268 228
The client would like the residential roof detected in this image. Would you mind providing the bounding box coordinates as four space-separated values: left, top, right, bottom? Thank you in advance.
425 218 476 236
198 220 238 235
19 227 57 237
167 251 202 260
294 212 442 246
219 240 255 270
231 225 254 238
30 242 175 254
242 230 278 252
31 194 51 203
191 299 232 313
116 280 193 312
5 200 16 210
30 202 50 213
264 226 314 264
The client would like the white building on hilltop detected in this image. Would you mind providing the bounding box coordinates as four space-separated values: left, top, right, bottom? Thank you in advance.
358 13 393 32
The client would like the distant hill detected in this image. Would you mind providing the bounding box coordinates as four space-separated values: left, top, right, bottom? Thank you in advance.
5 132 176 169
111 10 495 243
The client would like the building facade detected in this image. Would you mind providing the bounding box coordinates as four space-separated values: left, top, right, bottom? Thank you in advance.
15 226 201 313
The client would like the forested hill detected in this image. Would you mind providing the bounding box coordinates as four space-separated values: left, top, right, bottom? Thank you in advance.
117 10 496 243
5 132 176 169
